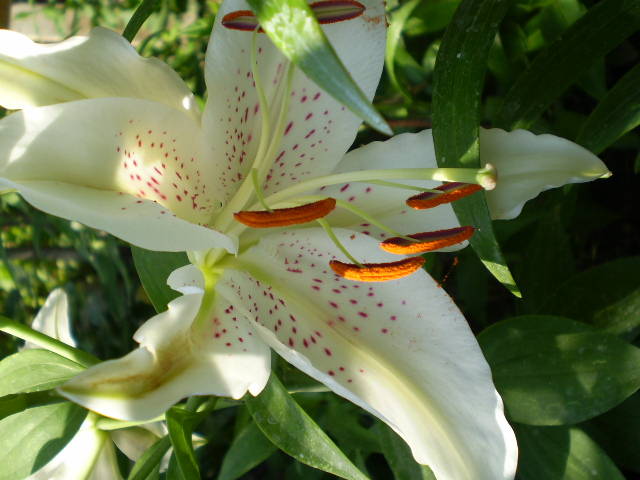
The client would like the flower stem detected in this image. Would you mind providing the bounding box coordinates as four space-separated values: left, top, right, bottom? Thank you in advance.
0 315 99 367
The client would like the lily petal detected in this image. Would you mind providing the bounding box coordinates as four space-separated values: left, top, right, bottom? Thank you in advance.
27 420 120 480
25 288 75 348
217 228 517 480
480 128 610 219
0 27 198 117
201 0 386 200
323 130 462 246
59 280 270 421
0 98 235 253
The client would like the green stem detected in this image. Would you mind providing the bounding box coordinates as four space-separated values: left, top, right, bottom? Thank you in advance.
0 316 99 367
123 0 160 43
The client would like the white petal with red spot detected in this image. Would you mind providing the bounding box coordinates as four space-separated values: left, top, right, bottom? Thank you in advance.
323 130 463 247
480 128 610 219
217 228 517 480
201 0 386 201
0 98 235 252
0 27 198 116
59 285 270 421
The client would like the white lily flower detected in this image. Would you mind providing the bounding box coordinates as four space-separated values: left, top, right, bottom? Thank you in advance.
23 289 177 479
0 0 610 479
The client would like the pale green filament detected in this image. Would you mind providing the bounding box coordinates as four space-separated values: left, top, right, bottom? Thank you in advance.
251 168 272 211
317 218 363 267
211 30 273 229
212 51 295 233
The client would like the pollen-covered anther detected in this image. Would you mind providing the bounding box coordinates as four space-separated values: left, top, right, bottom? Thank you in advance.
234 198 336 228
406 182 483 210
329 256 426 282
221 1 365 31
380 226 475 254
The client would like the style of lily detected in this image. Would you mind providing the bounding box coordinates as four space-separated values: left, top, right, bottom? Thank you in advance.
23 289 177 480
0 0 609 479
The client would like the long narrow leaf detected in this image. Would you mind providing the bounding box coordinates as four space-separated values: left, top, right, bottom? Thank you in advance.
577 62 640 154
247 0 391 135
432 0 520 296
127 436 171 480
497 0 640 130
245 374 368 480
166 406 200 480
131 247 188 313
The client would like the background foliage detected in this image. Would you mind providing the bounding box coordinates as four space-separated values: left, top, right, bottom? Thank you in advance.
0 0 638 478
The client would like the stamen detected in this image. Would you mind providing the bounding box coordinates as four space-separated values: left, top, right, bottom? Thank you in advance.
329 257 426 282
251 168 272 212
317 218 362 267
380 226 475 254
221 1 365 31
406 183 483 210
234 198 336 228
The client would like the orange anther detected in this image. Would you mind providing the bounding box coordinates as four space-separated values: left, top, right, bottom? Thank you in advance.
222 1 365 31
380 226 475 254
406 183 483 210
329 256 426 282
234 198 336 228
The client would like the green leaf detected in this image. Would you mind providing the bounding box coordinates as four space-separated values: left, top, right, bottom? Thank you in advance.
385 0 422 100
432 0 520 296
376 423 435 480
515 425 625 480
127 435 171 480
0 391 59 422
246 0 391 135
123 0 161 43
540 257 640 340
217 420 277 480
132 247 189 313
586 391 640 472
497 0 640 129
166 406 200 480
479 315 640 425
577 62 640 154
0 349 84 396
0 401 87 480
245 374 368 480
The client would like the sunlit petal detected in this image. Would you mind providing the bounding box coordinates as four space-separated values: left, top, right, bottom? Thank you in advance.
201 0 386 201
59 279 270 421
217 228 517 480
481 128 610 219
0 99 235 252
0 27 197 117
